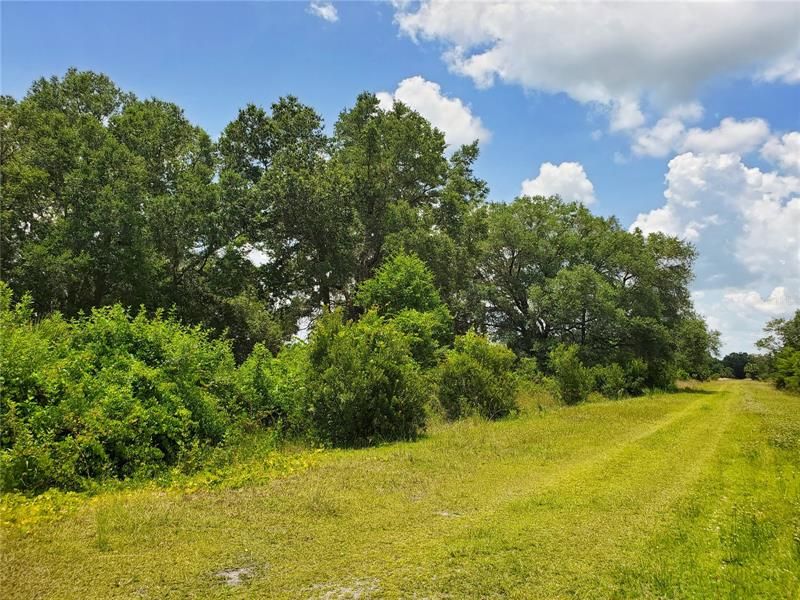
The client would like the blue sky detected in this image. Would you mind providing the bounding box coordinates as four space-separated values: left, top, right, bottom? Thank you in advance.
2 1 799 353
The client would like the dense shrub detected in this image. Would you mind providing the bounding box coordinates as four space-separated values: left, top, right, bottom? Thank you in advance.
355 252 443 316
437 332 518 420
306 309 427 447
356 253 454 369
592 363 626 399
623 358 649 395
549 344 593 405
774 348 800 392
236 342 311 431
0 289 241 492
391 306 453 368
515 356 540 381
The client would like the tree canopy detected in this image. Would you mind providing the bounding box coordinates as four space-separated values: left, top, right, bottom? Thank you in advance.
2 69 718 387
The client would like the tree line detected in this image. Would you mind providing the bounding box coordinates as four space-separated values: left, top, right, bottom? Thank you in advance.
1 70 727 491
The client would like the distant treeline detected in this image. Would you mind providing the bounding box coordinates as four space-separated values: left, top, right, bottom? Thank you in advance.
1 70 732 492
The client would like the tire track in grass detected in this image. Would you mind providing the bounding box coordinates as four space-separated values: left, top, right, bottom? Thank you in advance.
405 389 737 598
267 393 720 597
1 389 732 599
611 382 800 599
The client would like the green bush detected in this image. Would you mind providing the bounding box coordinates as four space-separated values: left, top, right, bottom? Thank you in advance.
356 252 454 369
0 289 241 492
355 252 443 316
774 348 800 392
236 341 311 431
549 344 593 405
593 363 626 399
624 358 649 395
437 332 518 420
391 306 453 368
307 309 427 447
515 356 541 383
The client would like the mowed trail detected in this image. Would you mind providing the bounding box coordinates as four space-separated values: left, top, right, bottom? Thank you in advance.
3 381 798 599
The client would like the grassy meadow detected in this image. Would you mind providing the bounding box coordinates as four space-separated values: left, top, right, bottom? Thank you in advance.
2 379 798 599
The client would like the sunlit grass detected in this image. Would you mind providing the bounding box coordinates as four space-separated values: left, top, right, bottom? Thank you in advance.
2 380 798 598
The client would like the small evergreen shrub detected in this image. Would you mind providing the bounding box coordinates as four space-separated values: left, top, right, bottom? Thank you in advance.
549 343 593 405
437 332 518 420
356 252 454 369
307 309 427 447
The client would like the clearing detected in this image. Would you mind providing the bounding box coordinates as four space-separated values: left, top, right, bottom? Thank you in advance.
2 380 798 598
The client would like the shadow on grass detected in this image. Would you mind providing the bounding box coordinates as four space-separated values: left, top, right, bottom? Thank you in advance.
676 387 717 395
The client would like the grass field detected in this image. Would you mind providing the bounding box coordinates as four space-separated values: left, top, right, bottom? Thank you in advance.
2 380 799 599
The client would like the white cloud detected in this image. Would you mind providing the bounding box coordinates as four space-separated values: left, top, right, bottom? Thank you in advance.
308 1 338 23
609 97 645 132
725 287 797 316
667 102 704 123
692 287 796 354
631 152 800 353
631 116 771 158
762 132 800 173
394 2 800 123
377 76 490 148
681 117 770 155
613 152 628 165
521 162 596 205
632 117 686 158
758 52 800 84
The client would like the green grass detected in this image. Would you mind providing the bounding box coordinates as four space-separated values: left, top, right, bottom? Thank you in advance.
2 380 798 598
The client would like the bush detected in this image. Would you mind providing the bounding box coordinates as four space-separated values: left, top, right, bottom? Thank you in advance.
549 344 593 405
356 252 454 369
0 290 241 492
515 356 541 383
355 252 442 316
391 306 453 368
437 332 518 420
624 358 649 395
236 342 311 431
307 309 427 447
593 363 626 399
774 348 800 392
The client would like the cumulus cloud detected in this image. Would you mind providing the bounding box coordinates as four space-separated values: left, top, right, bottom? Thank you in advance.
633 152 800 278
681 117 770 155
762 132 800 173
394 1 800 123
632 116 771 158
692 287 797 354
725 287 797 316
631 152 800 353
376 76 490 148
308 1 338 23
521 162 596 205
632 117 687 158
609 97 645 132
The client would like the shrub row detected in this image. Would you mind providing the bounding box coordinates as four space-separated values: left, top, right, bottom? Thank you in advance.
1 254 671 493
0 287 519 492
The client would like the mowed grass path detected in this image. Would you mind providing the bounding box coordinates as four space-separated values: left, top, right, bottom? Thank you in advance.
2 380 799 598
